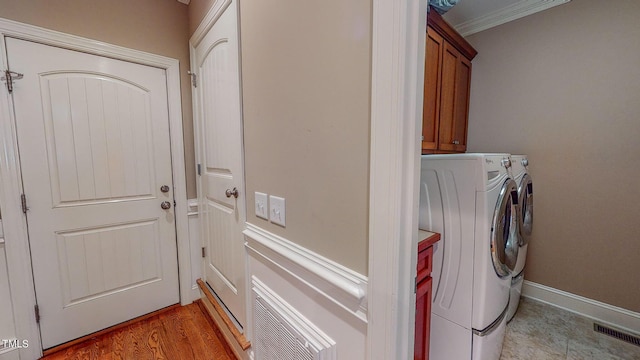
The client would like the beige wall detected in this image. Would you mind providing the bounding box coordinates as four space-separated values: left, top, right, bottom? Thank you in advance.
188 0 215 36
237 1 372 274
464 0 640 312
0 0 197 198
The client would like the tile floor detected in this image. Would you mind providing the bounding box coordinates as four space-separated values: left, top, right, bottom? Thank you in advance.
501 298 640 360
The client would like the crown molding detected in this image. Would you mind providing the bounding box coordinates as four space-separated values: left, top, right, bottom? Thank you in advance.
453 0 571 37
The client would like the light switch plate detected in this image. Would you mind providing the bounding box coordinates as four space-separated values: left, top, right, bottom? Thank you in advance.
255 192 268 220
269 195 286 227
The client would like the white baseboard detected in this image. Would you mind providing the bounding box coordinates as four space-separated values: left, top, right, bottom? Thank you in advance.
522 280 640 335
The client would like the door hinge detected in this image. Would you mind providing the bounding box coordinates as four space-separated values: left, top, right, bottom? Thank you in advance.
34 304 40 323
1 70 24 93
20 194 29 214
197 163 202 176
187 71 197 88
201 247 206 258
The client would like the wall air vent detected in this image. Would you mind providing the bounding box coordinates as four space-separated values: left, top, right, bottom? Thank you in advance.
252 278 336 360
594 323 640 347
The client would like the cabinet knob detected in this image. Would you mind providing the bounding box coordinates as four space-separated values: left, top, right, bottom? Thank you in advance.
452 140 460 145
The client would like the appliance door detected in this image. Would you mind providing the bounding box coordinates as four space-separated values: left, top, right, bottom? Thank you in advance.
491 179 519 277
518 173 533 245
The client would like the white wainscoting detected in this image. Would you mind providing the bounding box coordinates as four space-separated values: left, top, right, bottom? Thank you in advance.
522 280 640 335
244 223 368 360
187 199 202 302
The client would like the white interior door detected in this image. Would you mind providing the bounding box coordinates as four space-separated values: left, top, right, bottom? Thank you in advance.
5 37 180 349
193 0 247 328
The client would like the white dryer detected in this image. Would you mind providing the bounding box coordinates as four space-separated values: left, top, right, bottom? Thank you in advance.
506 154 533 322
419 153 520 360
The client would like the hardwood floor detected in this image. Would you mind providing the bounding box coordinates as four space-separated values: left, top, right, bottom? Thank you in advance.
41 301 235 360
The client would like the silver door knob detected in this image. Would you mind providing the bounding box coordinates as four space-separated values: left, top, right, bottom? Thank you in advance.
161 201 171 210
225 187 239 198
160 185 170 193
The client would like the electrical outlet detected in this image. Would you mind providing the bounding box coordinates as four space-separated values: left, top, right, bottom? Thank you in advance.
255 192 268 220
269 195 286 227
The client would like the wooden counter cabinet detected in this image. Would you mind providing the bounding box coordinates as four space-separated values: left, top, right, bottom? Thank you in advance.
422 8 477 154
414 231 440 360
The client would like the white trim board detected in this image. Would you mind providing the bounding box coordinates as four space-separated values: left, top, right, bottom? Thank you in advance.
244 223 368 323
367 0 426 358
452 0 572 37
0 17 191 358
522 280 640 335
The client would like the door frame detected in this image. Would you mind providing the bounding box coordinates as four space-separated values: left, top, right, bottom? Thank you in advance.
367 0 426 359
0 18 191 357
188 0 250 333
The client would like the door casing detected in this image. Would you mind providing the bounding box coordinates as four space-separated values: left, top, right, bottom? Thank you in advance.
0 18 191 358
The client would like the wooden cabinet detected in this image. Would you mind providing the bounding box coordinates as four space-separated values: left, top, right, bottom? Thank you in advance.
414 231 440 360
422 8 477 154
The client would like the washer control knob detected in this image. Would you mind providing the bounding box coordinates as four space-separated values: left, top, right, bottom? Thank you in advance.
501 158 512 168
522 158 529 167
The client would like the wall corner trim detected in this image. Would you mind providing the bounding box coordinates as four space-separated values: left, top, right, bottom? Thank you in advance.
522 280 640 335
244 223 368 322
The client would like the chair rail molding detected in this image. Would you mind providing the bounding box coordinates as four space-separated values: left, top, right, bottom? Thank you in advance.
244 223 368 322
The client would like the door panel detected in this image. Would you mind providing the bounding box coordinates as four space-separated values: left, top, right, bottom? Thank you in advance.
6 37 179 349
194 0 247 327
422 27 443 151
56 220 161 305
41 74 155 206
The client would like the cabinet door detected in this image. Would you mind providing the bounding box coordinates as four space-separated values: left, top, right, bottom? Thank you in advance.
438 42 471 153
422 27 444 152
414 277 433 360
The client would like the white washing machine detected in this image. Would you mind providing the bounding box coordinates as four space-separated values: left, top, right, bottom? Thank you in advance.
506 154 533 322
419 153 520 360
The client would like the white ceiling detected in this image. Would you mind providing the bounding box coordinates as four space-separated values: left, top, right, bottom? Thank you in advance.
442 0 571 37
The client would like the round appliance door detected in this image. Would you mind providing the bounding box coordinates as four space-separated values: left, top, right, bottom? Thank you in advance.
518 173 533 245
491 179 520 278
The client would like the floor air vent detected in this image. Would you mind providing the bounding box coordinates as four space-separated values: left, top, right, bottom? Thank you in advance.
594 323 640 347
252 279 336 360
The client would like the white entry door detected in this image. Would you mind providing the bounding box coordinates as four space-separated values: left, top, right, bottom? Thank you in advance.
5 38 180 349
192 0 247 328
